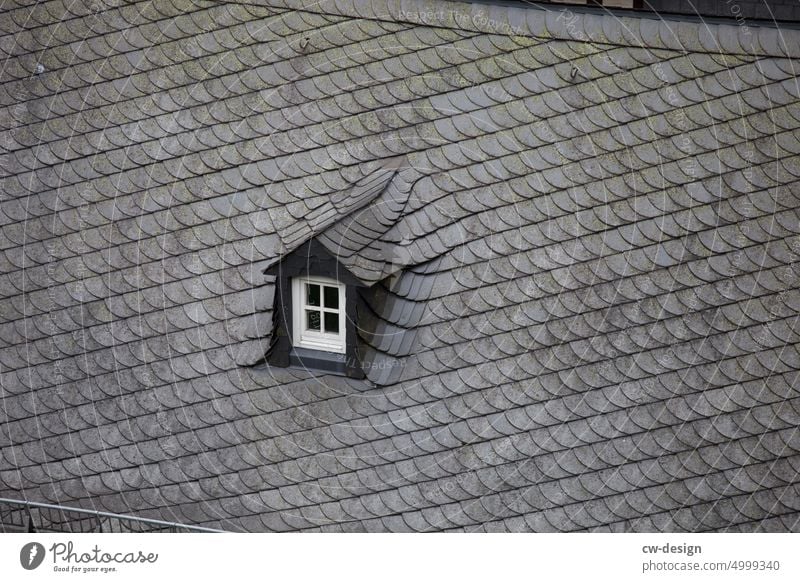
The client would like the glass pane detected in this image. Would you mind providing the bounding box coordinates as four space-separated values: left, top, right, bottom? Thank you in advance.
324 312 339 334
306 310 320 331
323 285 339 309
306 283 320 306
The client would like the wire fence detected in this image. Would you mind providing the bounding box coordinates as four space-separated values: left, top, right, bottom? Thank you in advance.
0 497 223 533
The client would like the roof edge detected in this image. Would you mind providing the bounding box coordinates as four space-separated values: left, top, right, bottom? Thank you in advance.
260 0 800 57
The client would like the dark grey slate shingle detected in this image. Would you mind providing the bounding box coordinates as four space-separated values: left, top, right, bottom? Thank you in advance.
0 0 799 532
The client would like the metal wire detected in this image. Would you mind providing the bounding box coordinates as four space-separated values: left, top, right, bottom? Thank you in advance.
0 497 223 533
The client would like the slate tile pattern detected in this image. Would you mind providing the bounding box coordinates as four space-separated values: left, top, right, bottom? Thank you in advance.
1 0 799 531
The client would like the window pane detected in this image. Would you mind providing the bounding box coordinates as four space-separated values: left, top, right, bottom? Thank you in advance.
324 312 339 334
323 285 339 309
306 283 320 306
306 310 321 331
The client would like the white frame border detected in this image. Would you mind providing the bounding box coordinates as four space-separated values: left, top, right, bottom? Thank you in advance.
291 276 346 354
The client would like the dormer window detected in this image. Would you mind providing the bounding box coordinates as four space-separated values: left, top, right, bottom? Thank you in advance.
264 239 365 379
292 276 346 354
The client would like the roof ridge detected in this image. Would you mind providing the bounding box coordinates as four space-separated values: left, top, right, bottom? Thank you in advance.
239 0 800 57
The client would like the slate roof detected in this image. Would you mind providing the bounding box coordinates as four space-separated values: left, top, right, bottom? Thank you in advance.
1 0 800 532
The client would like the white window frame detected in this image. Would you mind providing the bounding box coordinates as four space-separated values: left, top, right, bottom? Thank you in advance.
291 276 346 354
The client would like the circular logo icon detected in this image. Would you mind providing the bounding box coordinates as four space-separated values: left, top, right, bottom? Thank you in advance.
20 542 46 570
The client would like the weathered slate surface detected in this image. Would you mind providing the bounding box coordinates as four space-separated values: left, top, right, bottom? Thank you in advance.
0 0 798 531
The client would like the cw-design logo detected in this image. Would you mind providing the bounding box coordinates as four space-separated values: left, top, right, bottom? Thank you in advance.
20 542 46 570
